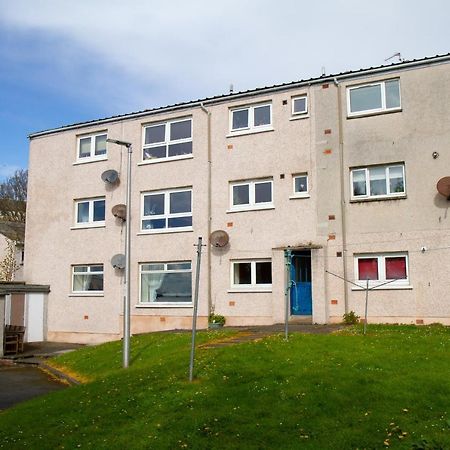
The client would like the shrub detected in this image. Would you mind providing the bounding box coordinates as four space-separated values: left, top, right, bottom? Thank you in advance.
209 313 226 325
342 311 360 325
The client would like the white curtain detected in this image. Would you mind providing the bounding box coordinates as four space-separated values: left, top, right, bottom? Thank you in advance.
142 273 165 302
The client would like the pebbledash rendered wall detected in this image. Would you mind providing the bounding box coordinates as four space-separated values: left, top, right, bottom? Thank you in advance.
25 55 450 343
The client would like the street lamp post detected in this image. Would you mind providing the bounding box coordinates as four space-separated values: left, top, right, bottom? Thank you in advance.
106 138 132 368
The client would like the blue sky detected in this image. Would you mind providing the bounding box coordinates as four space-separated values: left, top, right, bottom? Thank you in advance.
0 0 449 179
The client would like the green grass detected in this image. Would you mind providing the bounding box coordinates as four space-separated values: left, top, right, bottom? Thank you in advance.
0 325 449 449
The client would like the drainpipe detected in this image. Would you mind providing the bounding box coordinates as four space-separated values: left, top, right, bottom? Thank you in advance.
333 77 349 314
200 103 212 315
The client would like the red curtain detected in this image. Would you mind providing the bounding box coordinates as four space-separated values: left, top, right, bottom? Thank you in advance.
358 258 378 280
385 257 407 279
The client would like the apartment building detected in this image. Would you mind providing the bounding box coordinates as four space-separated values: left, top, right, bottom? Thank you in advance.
25 53 450 343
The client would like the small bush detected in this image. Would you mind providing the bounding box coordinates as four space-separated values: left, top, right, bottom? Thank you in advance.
209 313 226 325
342 311 360 325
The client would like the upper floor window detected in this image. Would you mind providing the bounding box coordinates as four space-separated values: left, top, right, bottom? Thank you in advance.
77 133 107 162
292 173 309 197
292 95 308 115
140 261 192 305
72 264 104 294
351 164 405 200
142 118 192 162
230 103 272 134
230 179 273 211
231 259 272 290
75 197 105 227
347 79 400 116
354 253 409 288
141 187 192 232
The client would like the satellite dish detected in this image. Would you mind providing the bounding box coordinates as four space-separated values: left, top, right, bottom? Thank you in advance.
111 254 126 270
101 169 119 184
437 177 450 200
210 230 230 248
112 204 126 220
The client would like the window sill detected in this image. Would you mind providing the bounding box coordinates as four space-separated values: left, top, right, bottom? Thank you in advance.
226 205 275 214
138 154 193 166
351 285 412 291
135 303 193 308
226 127 274 138
69 293 104 297
347 108 402 120
289 114 309 121
228 289 272 293
289 194 310 200
71 224 106 230
137 228 193 235
73 156 108 166
350 195 406 203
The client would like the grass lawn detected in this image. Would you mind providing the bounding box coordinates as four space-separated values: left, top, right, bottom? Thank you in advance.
0 325 449 449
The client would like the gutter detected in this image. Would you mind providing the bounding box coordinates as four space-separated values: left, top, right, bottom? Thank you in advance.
28 54 450 139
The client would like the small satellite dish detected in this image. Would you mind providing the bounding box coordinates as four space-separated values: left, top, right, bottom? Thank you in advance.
112 204 126 220
437 177 450 200
210 230 230 248
111 254 126 270
101 169 119 184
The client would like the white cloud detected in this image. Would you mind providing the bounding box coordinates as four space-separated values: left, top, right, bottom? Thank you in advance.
0 0 449 113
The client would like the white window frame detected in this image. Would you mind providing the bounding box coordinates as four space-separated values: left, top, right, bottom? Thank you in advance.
347 79 401 117
138 261 192 307
350 163 405 201
354 252 410 289
71 264 104 295
141 117 193 164
291 95 308 116
229 103 273 135
140 187 193 233
230 259 272 291
74 197 106 228
291 173 309 198
229 179 274 212
76 132 107 163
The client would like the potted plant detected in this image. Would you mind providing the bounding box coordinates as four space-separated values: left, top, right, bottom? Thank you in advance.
208 312 226 329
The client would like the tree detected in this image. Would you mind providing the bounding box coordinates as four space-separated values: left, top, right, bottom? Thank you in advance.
0 169 28 222
0 238 19 281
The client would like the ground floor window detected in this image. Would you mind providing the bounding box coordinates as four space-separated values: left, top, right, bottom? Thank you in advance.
140 261 192 304
72 264 104 293
354 253 409 287
231 259 272 290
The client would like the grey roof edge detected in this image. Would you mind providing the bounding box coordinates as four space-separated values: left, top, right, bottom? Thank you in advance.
0 282 50 295
29 52 450 139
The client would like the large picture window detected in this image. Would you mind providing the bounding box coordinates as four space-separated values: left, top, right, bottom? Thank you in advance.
72 265 104 293
75 198 105 226
77 133 107 162
351 164 405 200
354 253 409 287
140 262 192 304
230 179 273 211
231 260 272 290
141 188 192 232
347 79 401 116
142 118 192 162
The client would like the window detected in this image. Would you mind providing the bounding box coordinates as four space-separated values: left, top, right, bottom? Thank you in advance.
141 188 192 232
292 174 309 196
230 179 273 211
355 253 409 287
351 164 405 200
142 118 192 162
292 95 308 115
140 262 192 304
77 133 107 161
230 103 272 133
72 265 104 293
231 260 272 290
347 79 401 116
75 198 105 226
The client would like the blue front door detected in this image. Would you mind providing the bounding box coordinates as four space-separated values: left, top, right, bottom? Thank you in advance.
290 251 312 315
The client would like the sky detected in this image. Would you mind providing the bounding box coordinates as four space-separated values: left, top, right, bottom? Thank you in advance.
0 0 449 179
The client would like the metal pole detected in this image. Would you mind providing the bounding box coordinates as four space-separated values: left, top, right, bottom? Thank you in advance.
363 279 369 336
123 144 132 368
284 249 292 341
189 237 203 382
